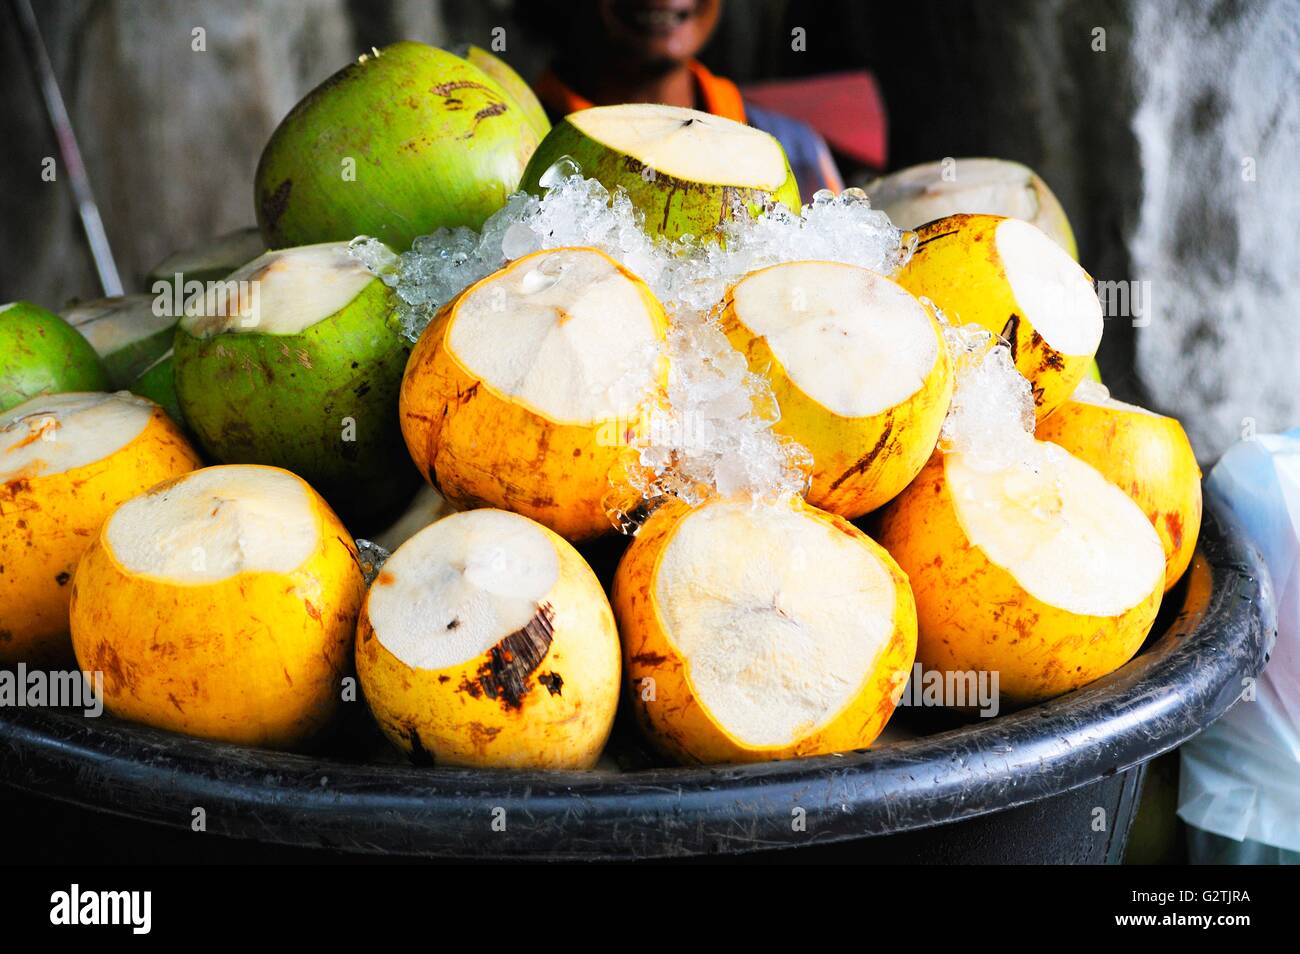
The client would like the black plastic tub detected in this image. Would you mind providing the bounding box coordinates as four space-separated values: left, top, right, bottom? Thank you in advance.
0 495 1276 862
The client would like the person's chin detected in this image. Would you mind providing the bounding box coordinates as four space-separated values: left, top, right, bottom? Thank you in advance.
626 49 689 75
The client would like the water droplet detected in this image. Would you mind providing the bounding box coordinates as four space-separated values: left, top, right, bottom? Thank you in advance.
539 155 581 190
520 260 566 294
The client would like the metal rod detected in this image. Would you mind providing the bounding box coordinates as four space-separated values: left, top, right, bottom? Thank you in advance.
8 0 123 296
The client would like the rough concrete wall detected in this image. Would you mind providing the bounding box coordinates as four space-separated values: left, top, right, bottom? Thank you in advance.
1128 1 1300 457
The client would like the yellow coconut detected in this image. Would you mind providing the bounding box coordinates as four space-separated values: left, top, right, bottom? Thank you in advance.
400 247 668 542
70 465 364 749
1037 381 1202 592
0 392 200 665
612 495 916 764
893 214 1102 419
719 260 953 517
356 508 620 769
877 441 1166 704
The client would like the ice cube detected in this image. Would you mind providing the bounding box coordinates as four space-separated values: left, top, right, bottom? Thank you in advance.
539 155 582 190
501 222 541 261
353 538 391 586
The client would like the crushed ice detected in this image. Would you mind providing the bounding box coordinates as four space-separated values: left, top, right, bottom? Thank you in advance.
353 538 391 586
937 314 1038 472
347 235 398 278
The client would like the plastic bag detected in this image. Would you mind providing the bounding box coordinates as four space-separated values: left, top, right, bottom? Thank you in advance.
1178 429 1300 852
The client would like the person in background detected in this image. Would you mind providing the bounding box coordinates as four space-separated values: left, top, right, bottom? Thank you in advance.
525 0 844 199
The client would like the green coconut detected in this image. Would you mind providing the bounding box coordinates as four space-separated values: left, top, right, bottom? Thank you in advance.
0 301 109 412
130 349 184 428
62 295 177 388
864 157 1078 260
146 226 266 287
173 242 417 529
254 41 541 251
455 44 551 142
521 103 801 242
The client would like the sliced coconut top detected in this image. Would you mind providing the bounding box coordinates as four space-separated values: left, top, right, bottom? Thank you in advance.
730 261 940 418
178 242 381 338
995 218 1101 357
448 248 663 424
869 158 1043 229
63 295 176 354
106 466 318 583
366 509 560 671
569 103 789 190
0 392 154 481
946 441 1164 617
653 499 897 748
1066 378 1161 417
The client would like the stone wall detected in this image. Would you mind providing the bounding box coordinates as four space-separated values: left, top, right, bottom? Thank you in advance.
1127 1 1299 458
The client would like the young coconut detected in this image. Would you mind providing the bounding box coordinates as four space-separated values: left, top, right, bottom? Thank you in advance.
719 261 953 517
864 158 1077 259
145 226 266 289
400 246 668 541
521 103 800 241
255 41 540 251
1037 380 1202 592
877 440 1166 704
129 349 183 427
0 302 108 412
893 214 1102 419
70 465 365 749
62 294 177 388
0 392 200 664
454 44 551 142
612 495 917 765
173 241 417 529
356 508 620 769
